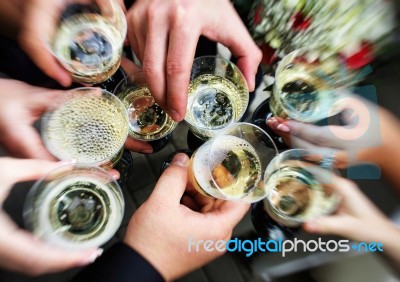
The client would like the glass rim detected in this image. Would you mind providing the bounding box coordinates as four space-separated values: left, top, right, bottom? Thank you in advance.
23 163 124 228
184 55 249 131
47 0 127 65
41 87 129 165
23 163 124 248
263 148 341 223
274 50 350 121
207 122 279 200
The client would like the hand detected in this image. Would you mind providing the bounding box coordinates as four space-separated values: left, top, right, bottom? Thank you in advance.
302 175 400 271
19 0 72 87
0 79 61 160
126 0 262 121
19 0 126 87
124 153 249 281
266 94 388 168
0 157 102 275
303 175 393 242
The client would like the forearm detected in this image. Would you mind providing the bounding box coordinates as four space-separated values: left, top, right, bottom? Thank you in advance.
376 223 400 276
358 107 400 189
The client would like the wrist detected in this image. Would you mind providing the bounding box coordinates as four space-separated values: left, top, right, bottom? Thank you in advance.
123 237 173 281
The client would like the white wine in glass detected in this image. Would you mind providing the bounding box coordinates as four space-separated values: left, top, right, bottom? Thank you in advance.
41 87 129 169
262 149 340 227
188 123 278 202
24 165 124 249
51 2 127 84
114 73 177 144
270 50 347 123
185 56 249 140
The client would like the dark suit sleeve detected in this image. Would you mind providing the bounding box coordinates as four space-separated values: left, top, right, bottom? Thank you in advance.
71 242 164 282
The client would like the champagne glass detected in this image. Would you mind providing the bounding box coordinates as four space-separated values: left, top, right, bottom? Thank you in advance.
24 164 124 249
252 149 341 240
188 123 278 202
252 49 350 149
185 56 249 149
114 72 178 152
50 1 127 85
41 87 129 170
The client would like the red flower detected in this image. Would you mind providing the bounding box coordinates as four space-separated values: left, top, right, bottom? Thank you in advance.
345 42 374 69
291 12 311 31
259 43 278 65
254 5 263 25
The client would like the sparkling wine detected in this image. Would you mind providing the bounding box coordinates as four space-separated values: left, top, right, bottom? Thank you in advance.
42 93 129 167
270 67 336 122
188 136 262 199
32 176 123 247
118 87 177 141
186 74 248 139
52 13 123 84
264 163 338 227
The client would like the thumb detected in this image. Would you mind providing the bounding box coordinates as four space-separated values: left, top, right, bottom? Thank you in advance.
0 158 63 188
150 153 189 205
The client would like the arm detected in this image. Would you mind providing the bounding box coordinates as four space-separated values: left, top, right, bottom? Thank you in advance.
71 242 164 282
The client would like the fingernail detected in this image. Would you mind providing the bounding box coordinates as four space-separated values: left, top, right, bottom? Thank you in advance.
58 159 76 165
266 117 279 128
168 109 182 122
86 249 104 264
172 153 188 167
305 221 319 232
112 173 120 180
276 123 290 132
142 149 153 154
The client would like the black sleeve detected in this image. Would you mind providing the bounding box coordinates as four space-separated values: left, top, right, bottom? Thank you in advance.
71 242 165 282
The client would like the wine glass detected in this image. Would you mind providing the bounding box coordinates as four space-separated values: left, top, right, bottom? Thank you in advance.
252 149 341 240
114 72 178 152
252 49 350 149
188 122 278 202
50 0 127 85
184 56 249 149
41 87 129 169
24 164 124 249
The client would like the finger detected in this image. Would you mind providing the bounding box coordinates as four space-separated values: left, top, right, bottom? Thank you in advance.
126 9 146 63
165 16 199 121
141 8 169 111
120 57 141 76
150 153 189 204
180 194 200 211
0 158 64 191
266 117 291 145
208 201 250 230
124 137 153 153
303 216 352 236
0 228 101 276
204 6 261 91
1 125 57 161
287 121 348 149
19 1 72 87
107 169 120 181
